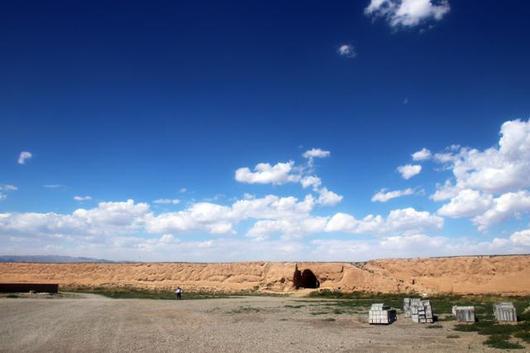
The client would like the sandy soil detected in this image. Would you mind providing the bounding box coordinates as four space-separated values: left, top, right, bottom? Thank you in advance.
1 255 530 295
1 295 525 353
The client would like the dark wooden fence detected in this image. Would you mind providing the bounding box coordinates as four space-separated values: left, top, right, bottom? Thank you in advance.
0 283 59 293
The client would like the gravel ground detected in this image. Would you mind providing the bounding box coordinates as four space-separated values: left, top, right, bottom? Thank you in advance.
0 295 524 353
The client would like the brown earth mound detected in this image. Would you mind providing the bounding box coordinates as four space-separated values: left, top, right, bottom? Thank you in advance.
1 255 529 295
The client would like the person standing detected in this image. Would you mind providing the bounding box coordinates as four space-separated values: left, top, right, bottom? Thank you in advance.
175 287 183 300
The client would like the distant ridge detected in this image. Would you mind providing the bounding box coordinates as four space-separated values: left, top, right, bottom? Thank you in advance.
1 255 529 295
0 255 113 263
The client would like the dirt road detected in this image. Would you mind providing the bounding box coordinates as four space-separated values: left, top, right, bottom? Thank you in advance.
0 295 519 353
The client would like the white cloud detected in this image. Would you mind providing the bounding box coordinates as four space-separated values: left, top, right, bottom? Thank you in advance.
325 213 383 234
365 0 450 27
437 189 493 218
435 119 530 194
247 217 328 240
412 148 431 161
17 151 32 165
300 176 322 189
311 232 530 261
73 195 92 202
235 161 300 185
371 188 414 202
2 197 529 261
379 233 447 250
0 185 18 201
397 164 422 179
430 119 530 230
510 229 530 247
326 207 443 236
153 198 180 205
0 199 150 238
302 148 331 159
0 184 17 191
316 188 343 206
233 151 342 210
472 191 530 231
431 180 460 201
179 188 187 193
43 184 66 189
337 44 356 58
146 194 316 236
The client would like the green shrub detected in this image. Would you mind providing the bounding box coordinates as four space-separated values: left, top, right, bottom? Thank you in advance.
483 335 524 349
514 331 530 343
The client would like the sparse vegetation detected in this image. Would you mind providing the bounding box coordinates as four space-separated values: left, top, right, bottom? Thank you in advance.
68 287 230 300
228 306 261 314
308 290 530 350
483 335 524 349
453 313 530 349
514 330 530 343
284 304 305 308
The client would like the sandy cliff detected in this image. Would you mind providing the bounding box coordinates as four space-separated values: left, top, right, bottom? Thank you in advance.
1 255 529 295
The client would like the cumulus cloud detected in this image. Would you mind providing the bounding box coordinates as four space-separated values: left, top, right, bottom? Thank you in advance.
0 199 150 238
431 180 460 201
234 149 341 210
435 120 530 193
17 151 32 165
146 194 316 236
371 188 414 202
412 148 432 161
472 191 530 231
365 0 450 27
437 189 493 218
397 164 422 179
2 195 528 261
337 44 356 58
235 161 300 185
300 176 322 189
316 188 343 206
326 207 443 236
73 195 92 202
153 198 180 205
510 229 530 247
247 217 328 241
431 119 530 230
302 148 330 159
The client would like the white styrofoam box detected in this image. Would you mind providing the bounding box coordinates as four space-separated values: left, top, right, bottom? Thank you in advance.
368 303 396 324
453 306 475 322
494 302 517 322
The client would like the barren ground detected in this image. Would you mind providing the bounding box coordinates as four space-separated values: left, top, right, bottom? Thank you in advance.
2 255 530 295
1 294 527 353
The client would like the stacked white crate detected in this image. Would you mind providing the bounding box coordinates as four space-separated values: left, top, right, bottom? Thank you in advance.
494 302 517 322
404 298 434 323
403 298 412 318
368 303 396 325
452 306 475 322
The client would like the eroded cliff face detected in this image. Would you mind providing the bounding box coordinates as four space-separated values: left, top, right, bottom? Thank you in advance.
1 255 529 295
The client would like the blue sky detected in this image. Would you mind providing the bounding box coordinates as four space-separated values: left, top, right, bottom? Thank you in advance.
1 0 530 261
